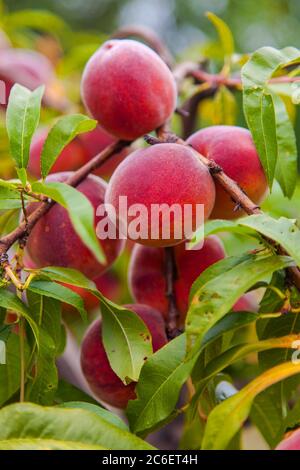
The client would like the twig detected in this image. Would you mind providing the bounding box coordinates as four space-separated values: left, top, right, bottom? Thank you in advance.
164 246 181 339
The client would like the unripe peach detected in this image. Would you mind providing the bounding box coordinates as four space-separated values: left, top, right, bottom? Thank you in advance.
187 126 268 219
105 143 216 247
80 304 168 408
276 428 300 450
129 236 225 321
81 39 177 140
26 172 125 279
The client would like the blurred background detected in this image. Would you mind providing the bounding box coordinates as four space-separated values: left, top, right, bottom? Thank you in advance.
5 0 300 54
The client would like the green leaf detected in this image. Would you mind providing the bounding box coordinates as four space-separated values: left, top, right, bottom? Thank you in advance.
0 288 39 344
242 46 300 186
6 10 69 37
41 114 96 178
6 84 44 169
54 379 100 406
240 214 300 267
31 181 105 265
28 279 87 322
213 86 237 125
127 334 196 435
272 95 298 198
37 266 152 384
0 186 22 209
253 310 300 446
59 402 128 431
101 301 153 384
0 403 154 450
16 168 27 187
186 254 292 349
202 361 300 450
0 333 30 406
25 292 62 405
206 12 234 62
188 219 259 249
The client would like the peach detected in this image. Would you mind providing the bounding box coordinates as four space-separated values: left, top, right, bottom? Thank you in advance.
128 236 225 322
80 304 168 408
187 126 268 219
105 143 216 247
81 39 177 140
276 428 300 450
28 128 88 178
0 49 55 107
26 172 125 279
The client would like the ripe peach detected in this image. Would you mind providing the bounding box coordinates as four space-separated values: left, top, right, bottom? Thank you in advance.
28 128 88 178
128 236 225 322
105 143 216 247
187 126 268 219
78 125 128 178
0 49 56 107
26 172 125 279
80 304 168 408
81 39 177 140
276 428 300 450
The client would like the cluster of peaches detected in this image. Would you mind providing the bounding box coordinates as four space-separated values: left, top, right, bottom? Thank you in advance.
2 38 268 409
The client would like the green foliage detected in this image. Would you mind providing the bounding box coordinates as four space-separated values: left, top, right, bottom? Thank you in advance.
127 334 195 435
6 84 44 176
0 403 154 450
40 115 96 178
242 46 300 194
31 181 106 265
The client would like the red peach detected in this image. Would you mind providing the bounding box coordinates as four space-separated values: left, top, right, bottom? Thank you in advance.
276 428 300 450
26 172 125 279
81 39 177 140
129 236 225 322
105 144 216 247
80 304 168 408
187 126 268 219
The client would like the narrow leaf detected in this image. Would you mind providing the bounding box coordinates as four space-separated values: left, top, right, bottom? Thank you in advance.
31 181 105 265
202 361 300 449
6 84 44 168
